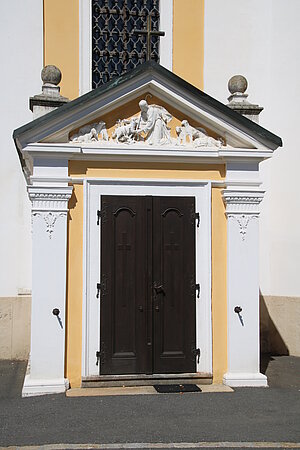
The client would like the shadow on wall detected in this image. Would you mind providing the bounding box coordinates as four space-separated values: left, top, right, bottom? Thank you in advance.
260 291 289 357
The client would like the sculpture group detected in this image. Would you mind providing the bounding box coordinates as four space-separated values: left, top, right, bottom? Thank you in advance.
70 100 224 148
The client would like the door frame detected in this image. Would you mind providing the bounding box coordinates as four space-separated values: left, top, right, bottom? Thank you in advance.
82 178 212 378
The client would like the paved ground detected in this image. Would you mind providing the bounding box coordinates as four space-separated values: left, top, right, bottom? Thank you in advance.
0 357 299 449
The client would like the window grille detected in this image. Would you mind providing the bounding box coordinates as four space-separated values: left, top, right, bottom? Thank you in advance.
92 0 160 88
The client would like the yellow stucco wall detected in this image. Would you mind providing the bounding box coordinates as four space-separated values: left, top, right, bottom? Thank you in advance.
43 0 79 99
70 161 225 181
211 188 227 383
43 0 204 99
173 0 204 89
66 162 227 387
66 184 83 388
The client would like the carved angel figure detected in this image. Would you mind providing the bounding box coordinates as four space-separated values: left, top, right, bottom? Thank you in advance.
136 100 172 145
70 121 108 143
112 117 139 143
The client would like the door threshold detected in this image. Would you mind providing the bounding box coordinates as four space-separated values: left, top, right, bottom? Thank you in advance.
82 373 212 388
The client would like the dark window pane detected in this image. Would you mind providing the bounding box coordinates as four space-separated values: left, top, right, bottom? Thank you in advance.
92 0 160 89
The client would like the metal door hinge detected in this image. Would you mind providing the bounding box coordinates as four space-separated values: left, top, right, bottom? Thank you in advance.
195 283 200 299
96 275 107 299
193 348 201 364
96 282 103 299
96 351 101 366
192 212 200 227
97 210 102 225
96 343 106 366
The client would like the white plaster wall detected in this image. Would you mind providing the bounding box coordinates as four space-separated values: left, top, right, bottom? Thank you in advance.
204 0 300 297
0 1 43 297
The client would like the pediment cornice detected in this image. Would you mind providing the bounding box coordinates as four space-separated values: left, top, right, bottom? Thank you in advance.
14 62 282 179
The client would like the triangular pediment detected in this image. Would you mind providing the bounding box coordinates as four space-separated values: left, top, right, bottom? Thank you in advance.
14 62 282 155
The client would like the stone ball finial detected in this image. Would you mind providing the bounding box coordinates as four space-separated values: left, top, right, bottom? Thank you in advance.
41 65 62 85
228 75 248 94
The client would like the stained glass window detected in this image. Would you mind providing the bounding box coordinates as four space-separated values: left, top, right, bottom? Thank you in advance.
92 0 160 88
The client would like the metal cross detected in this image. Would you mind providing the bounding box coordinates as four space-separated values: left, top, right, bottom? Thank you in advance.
134 15 165 61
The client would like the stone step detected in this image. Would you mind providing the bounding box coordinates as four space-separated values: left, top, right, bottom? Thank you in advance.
81 373 212 388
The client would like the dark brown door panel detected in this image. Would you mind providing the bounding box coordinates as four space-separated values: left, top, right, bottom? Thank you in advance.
100 195 196 375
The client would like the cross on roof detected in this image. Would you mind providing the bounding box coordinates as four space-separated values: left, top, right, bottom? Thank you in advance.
134 15 165 61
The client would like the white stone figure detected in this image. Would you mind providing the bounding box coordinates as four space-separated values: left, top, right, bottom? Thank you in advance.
97 121 109 141
112 117 139 143
176 119 222 148
175 120 205 145
193 133 222 148
70 121 108 143
136 100 172 145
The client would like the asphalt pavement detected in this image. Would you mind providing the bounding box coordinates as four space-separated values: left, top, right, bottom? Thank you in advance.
0 357 299 449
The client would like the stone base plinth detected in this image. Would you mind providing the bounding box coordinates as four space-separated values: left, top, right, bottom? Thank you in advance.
22 375 69 397
223 372 268 387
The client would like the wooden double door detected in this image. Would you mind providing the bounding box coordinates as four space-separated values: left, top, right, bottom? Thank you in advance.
100 195 196 375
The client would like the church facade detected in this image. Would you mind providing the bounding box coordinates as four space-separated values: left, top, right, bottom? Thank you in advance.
1 1 299 395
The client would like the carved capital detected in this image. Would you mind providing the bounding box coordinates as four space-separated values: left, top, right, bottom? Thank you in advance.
28 186 73 212
222 189 264 215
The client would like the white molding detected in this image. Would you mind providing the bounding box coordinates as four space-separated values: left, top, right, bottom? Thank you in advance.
223 189 264 215
22 375 69 397
160 0 173 70
82 178 212 378
81 178 89 378
79 0 92 95
24 143 273 167
223 372 268 388
28 186 73 212
29 176 231 187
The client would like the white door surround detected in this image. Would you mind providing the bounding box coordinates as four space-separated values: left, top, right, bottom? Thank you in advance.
82 178 212 379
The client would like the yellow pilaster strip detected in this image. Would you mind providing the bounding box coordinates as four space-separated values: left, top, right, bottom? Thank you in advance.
173 0 204 90
211 188 227 382
66 184 83 388
43 0 79 99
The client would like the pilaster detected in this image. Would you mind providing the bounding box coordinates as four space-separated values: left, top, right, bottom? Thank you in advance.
222 187 267 387
22 185 72 396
